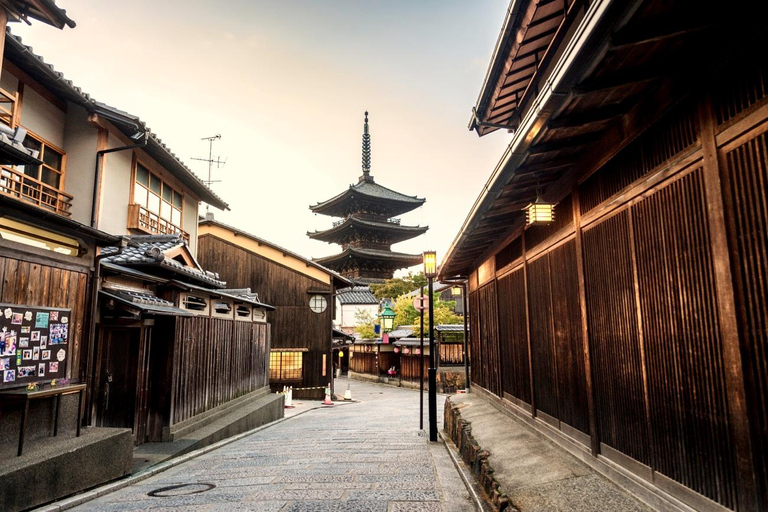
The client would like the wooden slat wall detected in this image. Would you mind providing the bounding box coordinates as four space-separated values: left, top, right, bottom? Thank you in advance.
400 354 428 383
549 240 589 434
349 348 376 376
527 254 559 419
171 317 269 425
496 268 531 404
197 235 332 392
478 281 501 396
633 168 736 508
439 344 464 366
468 290 483 389
0 256 89 380
463 59 768 511
582 211 650 465
721 128 768 507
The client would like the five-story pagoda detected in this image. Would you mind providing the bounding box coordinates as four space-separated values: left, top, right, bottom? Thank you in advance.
309 112 427 283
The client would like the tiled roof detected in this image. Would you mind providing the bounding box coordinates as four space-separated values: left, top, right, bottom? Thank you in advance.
4 32 227 210
336 286 378 305
101 235 225 288
435 324 468 332
315 247 423 267
307 216 428 244
100 290 192 317
388 328 414 339
310 179 425 218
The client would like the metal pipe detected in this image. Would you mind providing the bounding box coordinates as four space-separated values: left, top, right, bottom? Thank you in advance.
90 133 148 228
419 284 424 431
428 276 437 442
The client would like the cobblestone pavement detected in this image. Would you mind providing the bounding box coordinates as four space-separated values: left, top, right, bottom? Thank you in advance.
69 378 474 512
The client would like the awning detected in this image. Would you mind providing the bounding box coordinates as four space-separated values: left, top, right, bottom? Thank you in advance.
99 290 193 317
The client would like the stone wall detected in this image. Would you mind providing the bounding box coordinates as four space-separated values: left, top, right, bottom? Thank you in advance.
444 397 512 511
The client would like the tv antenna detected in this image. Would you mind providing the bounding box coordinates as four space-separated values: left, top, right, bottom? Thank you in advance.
191 134 227 212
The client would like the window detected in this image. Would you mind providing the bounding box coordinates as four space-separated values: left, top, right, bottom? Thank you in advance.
133 163 183 227
181 294 208 314
309 294 327 313
0 217 80 256
212 300 233 319
18 135 65 189
252 307 267 323
235 305 252 321
269 351 304 381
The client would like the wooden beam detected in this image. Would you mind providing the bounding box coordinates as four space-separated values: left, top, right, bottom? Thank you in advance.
611 23 711 50
528 133 598 156
574 71 662 96
699 96 758 512
548 103 630 129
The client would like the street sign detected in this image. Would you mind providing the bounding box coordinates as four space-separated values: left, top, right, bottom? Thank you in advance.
413 295 430 311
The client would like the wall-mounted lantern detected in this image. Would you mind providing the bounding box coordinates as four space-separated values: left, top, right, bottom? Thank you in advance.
524 197 555 226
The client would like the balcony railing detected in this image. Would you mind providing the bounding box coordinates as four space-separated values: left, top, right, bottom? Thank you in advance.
0 166 73 217
128 203 190 244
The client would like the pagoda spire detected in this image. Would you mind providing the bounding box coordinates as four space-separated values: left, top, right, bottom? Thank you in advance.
360 111 373 183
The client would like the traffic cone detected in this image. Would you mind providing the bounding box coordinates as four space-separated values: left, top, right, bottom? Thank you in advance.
284 386 295 408
343 383 352 401
322 383 334 406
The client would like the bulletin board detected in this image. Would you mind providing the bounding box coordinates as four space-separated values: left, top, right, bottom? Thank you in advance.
0 302 71 389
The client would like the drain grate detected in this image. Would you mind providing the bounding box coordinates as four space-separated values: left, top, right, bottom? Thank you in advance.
148 483 216 497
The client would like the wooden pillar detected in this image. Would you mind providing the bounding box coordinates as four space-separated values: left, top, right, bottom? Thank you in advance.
698 97 758 512
572 191 599 456
522 234 536 417
0 9 7 76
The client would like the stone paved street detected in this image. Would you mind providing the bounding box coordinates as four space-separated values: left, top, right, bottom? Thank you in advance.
68 378 474 512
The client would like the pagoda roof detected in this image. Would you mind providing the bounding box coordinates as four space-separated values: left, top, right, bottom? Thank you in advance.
307 216 428 244
310 178 425 218
314 247 423 269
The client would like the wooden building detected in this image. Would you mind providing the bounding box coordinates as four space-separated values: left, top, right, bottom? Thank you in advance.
96 235 274 444
440 1 768 511
309 112 427 283
197 217 350 399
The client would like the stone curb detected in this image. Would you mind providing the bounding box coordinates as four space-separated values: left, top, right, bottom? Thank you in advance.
439 430 493 512
444 398 515 512
32 400 355 512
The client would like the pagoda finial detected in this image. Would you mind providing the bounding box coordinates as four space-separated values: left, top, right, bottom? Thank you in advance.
361 111 372 182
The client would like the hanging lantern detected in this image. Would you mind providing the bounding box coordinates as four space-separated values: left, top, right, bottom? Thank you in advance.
524 197 555 226
378 304 396 333
451 286 462 297
403 347 411 355
414 348 421 355
394 347 400 353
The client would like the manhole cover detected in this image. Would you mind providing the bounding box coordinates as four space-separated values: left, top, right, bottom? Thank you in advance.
148 483 216 497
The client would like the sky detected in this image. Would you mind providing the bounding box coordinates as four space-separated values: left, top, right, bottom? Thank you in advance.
12 1 512 274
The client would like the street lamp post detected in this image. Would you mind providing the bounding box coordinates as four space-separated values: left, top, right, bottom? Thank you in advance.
423 250 437 442
452 284 470 392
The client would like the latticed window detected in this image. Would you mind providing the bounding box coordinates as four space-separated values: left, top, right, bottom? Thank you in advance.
133 163 183 227
269 351 304 381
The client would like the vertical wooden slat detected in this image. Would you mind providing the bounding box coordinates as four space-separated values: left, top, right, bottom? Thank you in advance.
709 97 765 511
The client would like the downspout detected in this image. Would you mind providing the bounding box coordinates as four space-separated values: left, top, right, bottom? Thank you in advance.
90 131 149 228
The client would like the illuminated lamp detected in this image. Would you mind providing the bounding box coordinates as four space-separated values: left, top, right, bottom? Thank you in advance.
379 304 396 333
524 197 555 226
403 347 411 355
394 347 400 354
423 251 437 278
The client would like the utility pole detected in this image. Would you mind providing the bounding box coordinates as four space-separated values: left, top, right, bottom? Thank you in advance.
191 134 226 212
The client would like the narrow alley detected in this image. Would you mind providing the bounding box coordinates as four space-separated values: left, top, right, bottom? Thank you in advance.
63 380 474 512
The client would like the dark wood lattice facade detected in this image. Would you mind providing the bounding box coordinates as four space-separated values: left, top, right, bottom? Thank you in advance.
445 1 768 510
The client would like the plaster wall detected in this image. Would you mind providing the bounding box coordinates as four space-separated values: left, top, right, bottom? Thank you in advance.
19 85 65 148
96 132 132 235
0 68 18 94
337 302 378 330
62 103 98 226
183 194 199 255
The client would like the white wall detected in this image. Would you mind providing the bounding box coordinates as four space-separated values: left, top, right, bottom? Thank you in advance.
337 303 379 330
62 104 98 226
20 86 65 148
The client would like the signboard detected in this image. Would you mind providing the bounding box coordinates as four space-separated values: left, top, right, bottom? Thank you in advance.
0 303 70 389
413 295 430 311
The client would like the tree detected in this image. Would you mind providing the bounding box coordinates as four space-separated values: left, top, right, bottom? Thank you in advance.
354 309 377 339
392 294 462 336
370 272 428 300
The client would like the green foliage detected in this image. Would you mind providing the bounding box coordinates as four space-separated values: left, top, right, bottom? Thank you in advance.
354 308 377 339
392 293 462 336
370 272 428 300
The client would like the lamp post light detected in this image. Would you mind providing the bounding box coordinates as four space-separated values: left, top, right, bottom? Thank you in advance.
423 250 438 442
379 303 396 333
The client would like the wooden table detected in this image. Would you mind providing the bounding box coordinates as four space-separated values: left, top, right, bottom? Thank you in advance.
0 383 86 456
